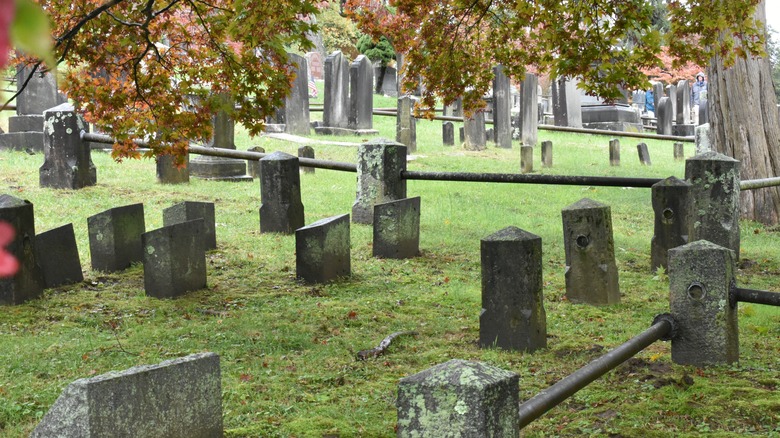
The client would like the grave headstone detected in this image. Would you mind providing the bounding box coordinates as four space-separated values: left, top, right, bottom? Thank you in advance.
561 198 620 305
695 123 711 153
349 55 373 130
492 65 513 149
665 84 677 124
373 197 420 259
698 98 709 125
459 126 465 144
247 146 265 179
656 97 673 135
15 65 60 116
541 140 553 168
259 151 305 234
443 97 463 118
323 51 349 128
480 227 546 351
463 111 486 151
0 195 44 304
379 65 397 97
396 95 417 153
284 53 311 136
31 352 222 438
637 142 652 165
442 121 454 146
651 176 690 272
673 142 685 161
352 139 407 224
652 82 665 110
305 51 324 80
156 153 189 184
552 76 582 128
520 145 533 173
163 201 217 251
87 203 145 273
189 98 251 181
676 80 691 124
39 103 97 189
485 127 494 143
518 73 538 146
35 223 83 288
397 359 519 437
298 145 315 174
609 138 620 166
142 219 207 298
296 214 351 284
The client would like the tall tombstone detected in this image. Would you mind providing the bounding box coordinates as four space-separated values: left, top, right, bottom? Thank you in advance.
676 80 691 124
609 138 620 166
259 151 305 234
297 145 315 174
463 111 486 151
685 151 740 257
142 219 207 298
0 195 44 304
396 95 417 153
352 139 407 224
349 55 373 130
541 140 553 167
189 98 251 181
651 177 691 272
480 227 546 352
492 65 513 149
323 51 349 128
296 214 351 284
652 82 665 109
551 76 582 128
39 103 97 189
442 121 454 146
87 203 145 273
668 240 738 366
665 84 677 124
35 223 83 288
518 73 539 146
305 51 324 80
163 201 217 251
561 198 620 305
373 197 420 259
637 142 652 165
656 97 673 135
285 53 311 136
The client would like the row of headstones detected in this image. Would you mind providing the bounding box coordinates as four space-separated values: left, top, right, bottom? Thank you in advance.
305 50 398 97
315 50 377 134
653 80 707 137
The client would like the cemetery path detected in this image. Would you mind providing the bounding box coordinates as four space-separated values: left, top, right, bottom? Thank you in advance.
262 132 361 147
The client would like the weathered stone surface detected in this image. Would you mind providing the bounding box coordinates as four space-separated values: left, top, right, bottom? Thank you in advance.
637 142 651 166
685 151 740 258
673 142 684 161
0 131 44 152
190 101 251 182
35 223 83 288
9 114 43 132
259 151 305 234
651 177 691 272
16 66 59 116
396 95 417 153
324 51 349 128
520 145 533 173
247 146 265 179
352 139 407 224
285 53 311 136
458 126 465 144
652 82 665 108
541 140 553 168
518 73 539 147
349 55 373 130
156 153 189 184
609 138 620 166
373 197 420 259
39 103 97 189
87 203 146 273
296 214 351 284
443 97 463 117
561 198 620 305
665 84 677 124
492 65 513 149
0 195 44 304
163 201 217 250
31 352 223 438
463 111 486 151
376 65 397 97
552 77 582 128
442 121 454 146
656 97 673 135
480 227 546 352
673 124 695 137
698 98 709 125
676 80 691 124
668 240 738 366
695 123 711 153
298 145 315 174
397 359 519 437
142 219 207 298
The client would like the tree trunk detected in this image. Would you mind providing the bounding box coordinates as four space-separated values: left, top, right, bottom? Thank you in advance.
709 0 780 225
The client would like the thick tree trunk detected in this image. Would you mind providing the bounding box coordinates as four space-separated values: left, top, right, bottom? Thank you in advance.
709 0 780 225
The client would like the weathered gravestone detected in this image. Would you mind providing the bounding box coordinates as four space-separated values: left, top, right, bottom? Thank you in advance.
305 51 324 80
668 240 738 366
541 140 553 168
87 203 145 273
296 214 351 284
442 121 454 146
284 53 311 136
492 65 513 149
349 55 374 130
695 123 711 153
651 176 691 272
396 95 417 153
298 145 315 174
673 142 685 161
0 66 61 152
656 97 673 135
163 201 217 251
518 72 539 147
652 82 665 109
189 98 251 182
520 145 533 173
373 197 420 259
39 103 97 189
552 76 582 128
323 51 350 128
396 359 520 438
31 352 223 438
0 195 44 304
35 223 83 288
485 127 494 144
459 126 465 144
480 227 546 352
142 219 207 298
156 153 189 184
698 98 709 125
561 198 620 305
665 83 677 124
259 151 305 234
677 80 692 124
443 97 463 118
637 142 652 165
609 138 620 166
376 65 397 97
352 139 407 224
463 111 486 151
246 146 265 179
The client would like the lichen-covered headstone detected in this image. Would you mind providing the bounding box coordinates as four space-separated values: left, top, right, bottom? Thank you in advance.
396 359 519 437
609 138 620 166
396 95 417 153
296 214 351 284
259 151 305 233
35 223 83 288
39 103 97 189
541 140 553 168
163 201 217 250
651 176 690 272
480 227 546 352
142 219 207 298
373 197 420 259
0 195 44 304
668 240 738 366
352 139 407 224
492 65 513 149
87 203 145 273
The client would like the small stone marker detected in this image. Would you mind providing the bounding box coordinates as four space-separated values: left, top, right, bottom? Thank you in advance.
296 214 351 284
352 139 407 224
142 219 207 298
609 138 620 166
372 197 420 259
87 203 145 273
673 142 684 161
396 359 520 437
298 145 315 174
35 223 83 288
561 198 620 305
520 145 534 173
442 121 454 146
656 97 673 135
31 352 222 438
259 151 305 234
493 65 513 149
163 201 217 250
396 95 417 153
0 195 44 304
637 142 651 165
463 111 486 151
247 146 265 179
685 151 740 257
541 140 553 168
480 227 546 351
651 176 690 272
668 240 738 366
156 153 189 184
39 103 97 189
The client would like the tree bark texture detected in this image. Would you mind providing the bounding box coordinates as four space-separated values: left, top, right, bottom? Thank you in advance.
708 0 780 225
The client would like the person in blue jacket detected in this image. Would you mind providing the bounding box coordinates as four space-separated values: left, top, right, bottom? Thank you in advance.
691 72 707 125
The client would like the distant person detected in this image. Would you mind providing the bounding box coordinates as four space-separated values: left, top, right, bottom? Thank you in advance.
645 89 655 117
691 72 707 125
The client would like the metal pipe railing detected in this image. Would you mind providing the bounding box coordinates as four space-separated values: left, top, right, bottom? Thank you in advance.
517 314 676 429
732 287 780 306
402 170 662 188
738 177 780 191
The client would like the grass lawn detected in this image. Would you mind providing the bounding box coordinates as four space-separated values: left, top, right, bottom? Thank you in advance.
1 92 779 437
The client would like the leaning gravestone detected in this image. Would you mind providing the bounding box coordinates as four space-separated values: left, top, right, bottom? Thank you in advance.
463 111 486 151
518 73 539 147
296 214 351 284
480 227 546 352
561 198 620 305
284 53 311 136
142 219 207 298
373 197 420 259
31 352 222 438
35 223 83 288
492 65 513 149
39 103 97 189
352 139 407 224
349 54 373 130
163 201 217 251
396 95 417 153
87 203 146 273
0 194 44 304
323 51 350 129
650 176 690 272
259 151 305 234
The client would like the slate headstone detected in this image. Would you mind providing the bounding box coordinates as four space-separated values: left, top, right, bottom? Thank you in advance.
35 223 83 288
259 151 305 234
163 201 217 251
656 97 673 135
296 214 351 284
142 219 207 298
87 203 145 273
39 103 97 189
373 197 420 259
609 138 620 166
637 142 651 165
0 195 44 304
